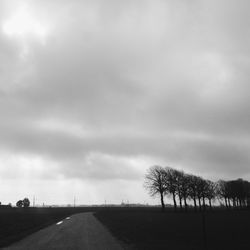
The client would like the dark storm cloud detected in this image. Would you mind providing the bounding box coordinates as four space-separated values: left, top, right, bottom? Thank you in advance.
0 0 250 185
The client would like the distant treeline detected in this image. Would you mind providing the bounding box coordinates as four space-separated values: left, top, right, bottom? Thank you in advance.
144 166 250 211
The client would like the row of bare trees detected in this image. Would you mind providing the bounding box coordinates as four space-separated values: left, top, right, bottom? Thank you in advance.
217 179 250 208
144 166 250 211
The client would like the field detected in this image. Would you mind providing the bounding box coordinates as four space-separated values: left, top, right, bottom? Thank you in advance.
1 206 250 249
0 206 100 248
94 207 250 250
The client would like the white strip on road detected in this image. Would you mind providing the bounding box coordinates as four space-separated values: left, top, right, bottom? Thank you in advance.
66 217 70 220
56 221 63 225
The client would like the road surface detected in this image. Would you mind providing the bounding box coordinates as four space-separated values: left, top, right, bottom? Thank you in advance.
4 212 125 250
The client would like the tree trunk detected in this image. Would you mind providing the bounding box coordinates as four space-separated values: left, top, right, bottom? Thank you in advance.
184 196 188 212
160 192 165 212
224 197 228 208
202 196 206 211
242 199 245 207
177 189 182 210
209 199 212 210
193 197 197 211
239 199 242 208
172 193 177 211
179 197 183 210
198 198 202 211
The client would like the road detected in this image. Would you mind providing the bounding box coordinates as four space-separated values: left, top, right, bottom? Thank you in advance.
4 212 125 250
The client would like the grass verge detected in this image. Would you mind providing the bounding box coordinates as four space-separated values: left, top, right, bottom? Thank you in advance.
94 207 250 250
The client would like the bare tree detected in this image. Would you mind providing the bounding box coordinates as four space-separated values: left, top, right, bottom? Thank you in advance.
187 174 199 210
174 170 184 210
217 180 229 208
205 180 216 209
200 178 209 210
195 177 206 210
164 167 178 211
178 171 189 211
144 166 167 211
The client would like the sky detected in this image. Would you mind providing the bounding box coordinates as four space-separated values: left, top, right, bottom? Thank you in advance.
0 0 250 206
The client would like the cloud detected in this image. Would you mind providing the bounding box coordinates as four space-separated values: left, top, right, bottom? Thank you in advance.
0 0 250 204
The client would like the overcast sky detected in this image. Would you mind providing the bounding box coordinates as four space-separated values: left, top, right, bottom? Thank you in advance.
0 0 250 205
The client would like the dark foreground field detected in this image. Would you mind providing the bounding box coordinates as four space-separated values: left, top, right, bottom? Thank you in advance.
94 207 250 250
1 206 250 249
0 206 101 248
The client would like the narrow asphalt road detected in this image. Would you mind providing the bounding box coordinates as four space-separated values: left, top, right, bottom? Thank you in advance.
4 212 125 250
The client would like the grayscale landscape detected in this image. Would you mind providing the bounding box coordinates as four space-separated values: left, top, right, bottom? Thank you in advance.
0 0 250 249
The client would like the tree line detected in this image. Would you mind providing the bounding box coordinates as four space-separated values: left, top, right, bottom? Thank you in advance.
144 165 250 211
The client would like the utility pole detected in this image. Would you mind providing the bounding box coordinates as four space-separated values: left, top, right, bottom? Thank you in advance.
74 196 76 208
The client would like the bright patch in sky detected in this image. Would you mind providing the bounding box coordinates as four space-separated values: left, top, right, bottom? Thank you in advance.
2 5 48 42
